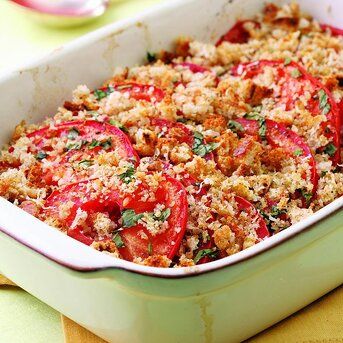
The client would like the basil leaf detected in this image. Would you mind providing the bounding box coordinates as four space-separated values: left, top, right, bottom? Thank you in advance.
194 248 218 264
109 119 128 133
323 143 337 157
228 120 244 133
153 208 171 222
94 86 114 100
293 149 303 156
318 89 331 115
291 68 302 78
121 209 144 228
67 128 79 140
113 232 125 248
35 151 47 161
192 131 219 157
118 164 135 184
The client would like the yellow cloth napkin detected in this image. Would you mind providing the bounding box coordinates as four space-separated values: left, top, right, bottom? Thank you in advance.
1 274 342 342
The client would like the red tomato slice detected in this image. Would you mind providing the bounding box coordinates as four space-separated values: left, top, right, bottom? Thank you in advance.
232 60 341 165
235 118 318 204
320 24 343 36
27 120 139 185
43 180 121 246
151 117 215 160
117 176 188 261
174 62 210 74
216 20 260 46
98 83 165 103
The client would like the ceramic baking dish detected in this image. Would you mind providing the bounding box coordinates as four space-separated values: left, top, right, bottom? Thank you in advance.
0 0 342 342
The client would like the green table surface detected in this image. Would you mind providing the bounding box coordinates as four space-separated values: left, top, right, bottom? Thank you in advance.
0 1 164 342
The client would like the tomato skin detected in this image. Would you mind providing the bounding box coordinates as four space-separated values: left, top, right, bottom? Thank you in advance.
118 176 188 261
43 180 122 246
174 62 210 74
320 24 343 36
27 120 139 185
103 83 165 103
235 118 318 205
216 20 260 46
232 60 341 165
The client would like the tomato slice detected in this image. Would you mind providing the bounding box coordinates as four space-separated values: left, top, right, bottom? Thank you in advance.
43 176 188 261
43 180 121 246
235 118 318 204
232 60 341 164
97 83 165 103
174 62 210 74
27 120 139 185
117 176 188 261
151 117 215 160
216 20 260 46
320 24 343 36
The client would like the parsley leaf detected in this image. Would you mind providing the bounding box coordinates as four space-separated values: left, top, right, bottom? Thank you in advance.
323 143 337 157
258 118 267 139
147 52 157 63
291 68 302 78
192 131 219 157
109 119 128 133
67 128 79 140
65 140 86 151
270 206 287 218
113 232 125 248
118 164 135 184
228 120 244 133
293 149 303 156
153 208 171 222
194 248 218 264
89 138 112 150
94 86 114 101
78 159 93 168
284 57 292 65
318 89 331 115
300 189 313 205
35 151 47 161
121 209 144 228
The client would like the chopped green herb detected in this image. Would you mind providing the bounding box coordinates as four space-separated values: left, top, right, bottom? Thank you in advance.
89 139 101 149
121 209 144 228
284 57 292 65
147 242 153 255
176 118 187 123
323 143 337 157
293 149 303 156
192 131 219 157
67 128 79 140
318 89 331 115
109 119 128 133
94 86 114 101
291 68 302 78
153 208 171 222
321 170 328 177
270 206 287 218
113 232 125 248
244 112 262 120
228 120 244 133
147 51 157 63
118 164 135 184
101 138 112 150
193 248 218 264
78 159 93 168
65 140 86 151
300 189 312 205
89 138 112 150
35 151 47 161
258 118 267 139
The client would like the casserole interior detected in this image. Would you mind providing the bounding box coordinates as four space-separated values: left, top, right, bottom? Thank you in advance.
0 0 342 277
